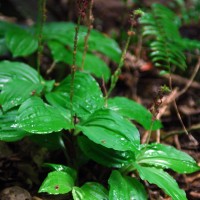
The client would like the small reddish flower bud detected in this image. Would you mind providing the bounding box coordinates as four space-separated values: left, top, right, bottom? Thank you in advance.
77 0 89 18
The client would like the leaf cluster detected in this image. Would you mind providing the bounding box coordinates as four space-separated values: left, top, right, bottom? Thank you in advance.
140 3 200 71
0 3 200 200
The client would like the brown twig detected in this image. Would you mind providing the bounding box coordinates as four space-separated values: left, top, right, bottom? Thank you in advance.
81 0 94 70
161 123 200 140
157 57 200 120
46 61 56 75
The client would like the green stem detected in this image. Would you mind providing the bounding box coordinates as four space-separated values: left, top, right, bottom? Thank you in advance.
106 25 133 101
145 121 154 144
81 0 94 70
70 16 81 124
37 0 46 80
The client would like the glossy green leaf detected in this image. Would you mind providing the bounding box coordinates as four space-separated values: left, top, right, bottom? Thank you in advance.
0 21 15 35
47 40 72 63
44 80 55 93
76 52 111 82
108 97 162 130
6 26 38 57
72 182 108 200
76 109 140 152
108 170 147 200
78 136 135 168
0 60 42 89
0 78 43 111
46 71 104 119
0 110 27 142
17 97 71 134
79 26 121 63
136 143 200 174
43 22 75 44
48 41 111 82
39 171 74 195
43 22 121 63
135 164 187 200
43 163 77 180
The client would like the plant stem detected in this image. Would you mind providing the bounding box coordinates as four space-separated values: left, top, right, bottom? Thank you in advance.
145 122 153 144
81 0 94 70
37 0 46 80
106 25 134 101
70 16 81 124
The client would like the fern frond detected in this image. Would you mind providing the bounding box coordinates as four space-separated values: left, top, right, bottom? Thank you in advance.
140 3 187 70
180 38 200 52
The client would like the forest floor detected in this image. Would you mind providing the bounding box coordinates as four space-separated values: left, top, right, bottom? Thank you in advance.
0 0 200 199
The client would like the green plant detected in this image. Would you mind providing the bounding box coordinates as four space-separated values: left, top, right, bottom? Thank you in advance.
0 2 200 200
140 3 200 71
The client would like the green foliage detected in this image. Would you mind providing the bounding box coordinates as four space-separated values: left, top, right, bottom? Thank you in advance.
46 72 104 119
135 164 187 200
140 3 187 70
0 60 42 89
108 170 147 200
48 40 111 81
39 171 75 194
17 97 71 134
0 21 38 57
6 26 38 57
0 21 120 81
108 97 162 130
78 136 135 168
140 3 200 70
72 183 108 200
43 22 121 63
76 109 140 152
0 110 27 142
136 143 200 173
0 3 199 200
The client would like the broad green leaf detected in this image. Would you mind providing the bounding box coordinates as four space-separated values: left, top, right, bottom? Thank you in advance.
108 97 162 130
48 41 111 82
78 26 121 63
29 132 63 150
0 21 15 35
43 163 77 180
6 25 38 57
135 164 187 200
108 170 147 200
43 22 121 63
78 53 111 82
72 182 108 200
17 97 71 134
136 143 200 174
78 136 135 168
0 78 43 111
47 40 72 63
0 110 27 142
46 71 104 119
43 22 75 44
44 80 55 93
76 109 140 152
39 171 74 195
0 60 42 89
